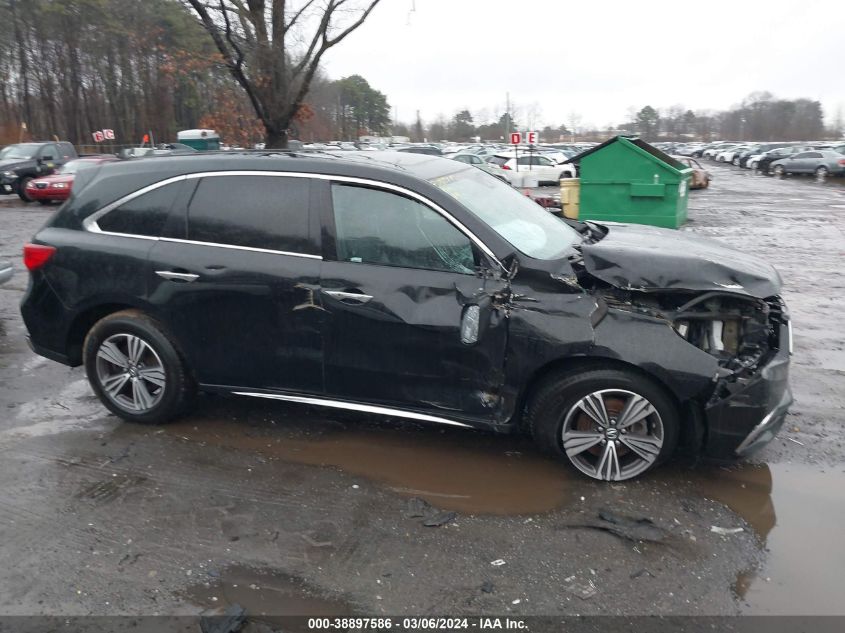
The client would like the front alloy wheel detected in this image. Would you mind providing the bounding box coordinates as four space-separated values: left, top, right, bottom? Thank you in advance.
561 389 664 481
95 333 166 412
525 368 678 481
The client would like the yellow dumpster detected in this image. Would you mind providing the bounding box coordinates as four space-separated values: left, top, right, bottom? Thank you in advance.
560 178 580 219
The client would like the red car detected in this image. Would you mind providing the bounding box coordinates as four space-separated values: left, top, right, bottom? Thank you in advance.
25 156 117 205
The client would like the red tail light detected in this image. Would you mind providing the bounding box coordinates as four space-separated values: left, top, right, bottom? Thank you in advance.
23 243 56 271
839 159 845 166
501 164 511 170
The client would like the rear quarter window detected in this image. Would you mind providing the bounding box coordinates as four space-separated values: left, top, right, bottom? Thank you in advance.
97 181 183 237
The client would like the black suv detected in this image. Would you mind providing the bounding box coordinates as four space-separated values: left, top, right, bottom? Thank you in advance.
20 152 792 481
0 141 78 201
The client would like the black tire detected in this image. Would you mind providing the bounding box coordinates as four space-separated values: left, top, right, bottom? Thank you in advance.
773 165 785 176
815 166 829 178
525 368 679 481
17 177 33 202
83 309 196 424
559 171 570 180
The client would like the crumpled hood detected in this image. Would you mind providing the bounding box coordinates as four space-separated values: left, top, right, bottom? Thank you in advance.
580 223 782 298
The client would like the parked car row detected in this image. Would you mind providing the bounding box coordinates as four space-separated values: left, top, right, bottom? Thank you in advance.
659 140 845 177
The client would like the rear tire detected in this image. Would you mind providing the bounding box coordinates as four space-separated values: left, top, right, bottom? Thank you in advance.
815 166 829 178
83 310 196 424
773 165 785 176
525 368 679 481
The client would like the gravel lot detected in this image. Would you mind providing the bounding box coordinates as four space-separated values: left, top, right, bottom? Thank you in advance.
0 164 843 626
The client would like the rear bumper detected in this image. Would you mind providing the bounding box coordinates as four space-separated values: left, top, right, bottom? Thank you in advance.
25 335 73 366
703 315 792 458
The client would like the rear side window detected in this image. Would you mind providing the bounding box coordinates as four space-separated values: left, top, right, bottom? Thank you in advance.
187 175 311 254
488 156 508 166
98 181 181 237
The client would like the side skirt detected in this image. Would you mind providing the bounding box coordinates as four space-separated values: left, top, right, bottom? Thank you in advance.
232 390 474 429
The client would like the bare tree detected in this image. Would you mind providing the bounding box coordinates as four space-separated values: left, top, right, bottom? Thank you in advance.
185 0 382 148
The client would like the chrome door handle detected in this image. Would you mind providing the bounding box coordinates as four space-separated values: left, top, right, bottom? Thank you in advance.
156 270 199 283
323 290 373 304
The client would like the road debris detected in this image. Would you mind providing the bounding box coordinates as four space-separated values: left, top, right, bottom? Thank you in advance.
423 511 457 527
787 437 805 446
199 603 247 633
710 526 744 535
561 509 667 543
481 581 494 593
564 580 597 600
404 497 431 519
490 559 506 566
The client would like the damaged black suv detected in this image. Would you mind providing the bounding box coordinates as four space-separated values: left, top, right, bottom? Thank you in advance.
20 152 792 481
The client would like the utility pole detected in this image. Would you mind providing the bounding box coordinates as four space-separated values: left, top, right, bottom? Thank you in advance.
505 92 511 139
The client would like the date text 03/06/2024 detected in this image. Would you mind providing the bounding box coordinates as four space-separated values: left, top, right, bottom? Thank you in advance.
306 617 528 630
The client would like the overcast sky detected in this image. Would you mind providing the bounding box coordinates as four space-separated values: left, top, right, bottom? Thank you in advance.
321 0 845 130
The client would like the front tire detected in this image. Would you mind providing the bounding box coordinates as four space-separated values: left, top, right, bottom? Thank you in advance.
83 310 195 424
773 165 785 176
17 177 33 202
525 368 678 481
815 166 829 178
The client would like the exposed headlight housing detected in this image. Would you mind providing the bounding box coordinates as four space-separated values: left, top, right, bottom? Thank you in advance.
1 170 17 179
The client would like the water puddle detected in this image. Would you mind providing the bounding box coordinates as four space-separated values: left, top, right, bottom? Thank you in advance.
166 400 845 614
684 462 845 615
167 410 578 515
184 565 352 626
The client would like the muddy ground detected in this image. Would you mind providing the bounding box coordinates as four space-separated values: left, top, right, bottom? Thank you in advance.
0 164 844 625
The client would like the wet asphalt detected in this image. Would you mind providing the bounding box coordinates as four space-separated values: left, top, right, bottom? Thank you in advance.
0 164 844 621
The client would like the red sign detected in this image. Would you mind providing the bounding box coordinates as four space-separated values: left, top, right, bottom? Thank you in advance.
92 131 105 143
509 132 522 145
526 131 538 145
103 128 115 140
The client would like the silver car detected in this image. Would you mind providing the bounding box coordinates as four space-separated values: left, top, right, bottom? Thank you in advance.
0 258 12 285
770 151 845 177
450 153 510 183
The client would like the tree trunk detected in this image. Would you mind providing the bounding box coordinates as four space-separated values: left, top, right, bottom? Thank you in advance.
265 124 288 149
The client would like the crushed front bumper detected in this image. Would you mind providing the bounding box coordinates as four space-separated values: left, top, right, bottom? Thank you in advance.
703 310 792 458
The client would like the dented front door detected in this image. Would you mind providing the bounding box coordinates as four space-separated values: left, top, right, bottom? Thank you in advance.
320 261 508 418
319 181 509 419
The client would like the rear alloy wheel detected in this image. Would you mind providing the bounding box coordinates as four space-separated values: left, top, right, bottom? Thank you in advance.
526 369 678 481
732 157 740 166
815 166 829 178
84 310 195 424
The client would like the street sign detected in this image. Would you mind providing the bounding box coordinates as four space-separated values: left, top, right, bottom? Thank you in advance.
509 132 522 145
92 131 105 143
526 131 538 145
103 128 115 140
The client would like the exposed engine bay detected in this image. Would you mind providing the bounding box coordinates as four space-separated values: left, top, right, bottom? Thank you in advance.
589 286 784 376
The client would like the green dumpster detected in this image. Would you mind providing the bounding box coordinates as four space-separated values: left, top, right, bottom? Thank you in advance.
571 136 693 229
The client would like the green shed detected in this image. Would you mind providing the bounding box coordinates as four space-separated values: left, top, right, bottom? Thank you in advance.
570 136 693 229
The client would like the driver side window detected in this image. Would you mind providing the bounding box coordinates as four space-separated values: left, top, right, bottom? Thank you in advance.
330 183 476 274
